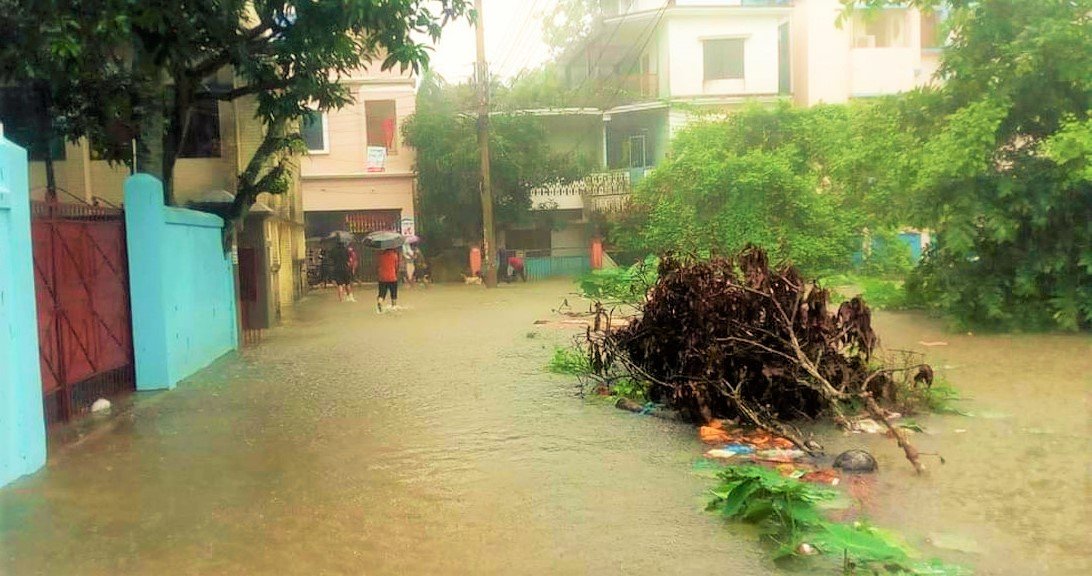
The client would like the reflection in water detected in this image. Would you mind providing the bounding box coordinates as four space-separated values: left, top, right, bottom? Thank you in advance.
1 283 770 575
0 285 1088 575
814 313 1092 576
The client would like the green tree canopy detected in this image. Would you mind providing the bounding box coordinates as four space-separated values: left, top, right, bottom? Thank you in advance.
882 0 1092 330
615 101 920 275
0 0 470 218
403 72 592 249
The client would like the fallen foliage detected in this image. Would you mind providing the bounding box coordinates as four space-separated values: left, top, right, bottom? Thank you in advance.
585 247 933 472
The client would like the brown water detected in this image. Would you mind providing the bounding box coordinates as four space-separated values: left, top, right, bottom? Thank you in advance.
813 313 1092 576
1 282 771 575
0 283 1088 575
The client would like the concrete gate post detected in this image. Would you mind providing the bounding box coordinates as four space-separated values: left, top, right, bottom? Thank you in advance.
0 135 47 488
123 175 173 390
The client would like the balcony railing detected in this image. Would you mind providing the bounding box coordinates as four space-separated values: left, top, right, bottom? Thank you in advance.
530 171 634 214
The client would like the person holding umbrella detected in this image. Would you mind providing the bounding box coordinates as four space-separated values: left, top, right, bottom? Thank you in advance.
366 231 405 312
377 248 399 312
324 231 356 302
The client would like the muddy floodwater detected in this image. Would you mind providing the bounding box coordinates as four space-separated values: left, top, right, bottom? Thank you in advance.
815 312 1092 576
1 282 1089 575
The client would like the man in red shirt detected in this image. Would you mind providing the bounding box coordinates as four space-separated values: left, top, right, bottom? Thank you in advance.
507 254 527 282
377 248 399 312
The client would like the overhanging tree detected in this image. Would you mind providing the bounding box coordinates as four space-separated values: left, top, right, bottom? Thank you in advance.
403 72 592 249
2 0 470 220
848 0 1092 329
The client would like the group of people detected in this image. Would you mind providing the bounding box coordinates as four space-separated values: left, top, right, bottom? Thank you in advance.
326 240 427 312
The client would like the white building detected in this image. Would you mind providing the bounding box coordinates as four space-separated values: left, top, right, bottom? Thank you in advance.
558 0 793 172
792 0 944 105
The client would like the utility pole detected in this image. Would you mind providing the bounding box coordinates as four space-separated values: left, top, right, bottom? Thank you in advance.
474 0 498 288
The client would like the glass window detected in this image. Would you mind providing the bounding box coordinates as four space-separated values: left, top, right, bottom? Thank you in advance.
301 110 327 153
365 100 397 155
853 10 908 48
703 38 745 82
178 100 222 158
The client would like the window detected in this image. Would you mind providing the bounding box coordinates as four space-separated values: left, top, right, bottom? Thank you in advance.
178 100 222 158
852 10 908 48
301 110 328 153
628 135 647 169
365 100 397 155
703 38 745 82
920 12 944 50
0 88 66 161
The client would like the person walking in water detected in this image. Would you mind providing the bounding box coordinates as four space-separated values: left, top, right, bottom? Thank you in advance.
329 242 356 302
377 247 399 312
402 242 417 286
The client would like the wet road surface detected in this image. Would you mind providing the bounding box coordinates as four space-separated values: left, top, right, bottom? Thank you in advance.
2 282 1089 575
1 282 771 575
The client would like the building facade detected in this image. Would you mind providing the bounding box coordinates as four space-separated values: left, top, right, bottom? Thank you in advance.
791 0 943 106
300 68 417 243
0 78 308 327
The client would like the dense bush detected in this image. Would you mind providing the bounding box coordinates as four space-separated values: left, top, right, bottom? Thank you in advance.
613 101 919 277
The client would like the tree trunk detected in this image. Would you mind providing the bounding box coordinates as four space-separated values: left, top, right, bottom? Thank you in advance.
34 82 57 200
160 76 193 206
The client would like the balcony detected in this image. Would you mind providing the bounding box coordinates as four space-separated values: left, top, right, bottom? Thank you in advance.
618 74 659 101
530 171 633 214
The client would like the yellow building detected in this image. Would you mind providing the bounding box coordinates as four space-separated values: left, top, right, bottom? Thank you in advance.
0 80 307 324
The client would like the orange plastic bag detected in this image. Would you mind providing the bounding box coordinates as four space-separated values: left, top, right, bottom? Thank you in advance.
699 426 731 444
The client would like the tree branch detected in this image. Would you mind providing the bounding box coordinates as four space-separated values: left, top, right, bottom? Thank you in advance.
194 78 293 102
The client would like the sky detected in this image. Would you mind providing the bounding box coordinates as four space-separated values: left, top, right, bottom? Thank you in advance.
426 0 554 82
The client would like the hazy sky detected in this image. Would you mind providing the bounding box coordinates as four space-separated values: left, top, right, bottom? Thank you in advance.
426 0 554 82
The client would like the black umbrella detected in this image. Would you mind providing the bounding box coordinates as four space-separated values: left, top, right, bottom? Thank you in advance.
324 230 354 245
364 230 406 250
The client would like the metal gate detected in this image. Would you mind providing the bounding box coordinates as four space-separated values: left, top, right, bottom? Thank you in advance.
31 199 134 424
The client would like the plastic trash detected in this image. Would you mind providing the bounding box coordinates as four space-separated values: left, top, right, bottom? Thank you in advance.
754 449 807 463
699 426 732 444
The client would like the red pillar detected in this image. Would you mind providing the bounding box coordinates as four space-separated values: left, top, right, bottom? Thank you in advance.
469 246 482 276
590 237 603 270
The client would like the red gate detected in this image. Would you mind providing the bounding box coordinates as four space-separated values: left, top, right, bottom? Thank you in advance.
31 200 135 424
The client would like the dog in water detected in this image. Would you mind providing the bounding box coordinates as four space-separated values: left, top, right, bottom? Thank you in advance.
462 274 483 285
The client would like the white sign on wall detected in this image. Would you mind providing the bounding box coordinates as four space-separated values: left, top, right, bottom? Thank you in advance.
366 146 387 173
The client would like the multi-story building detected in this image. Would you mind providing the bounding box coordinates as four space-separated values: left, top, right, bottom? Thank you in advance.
792 0 944 105
559 0 793 174
521 0 943 266
299 68 417 245
0 75 308 328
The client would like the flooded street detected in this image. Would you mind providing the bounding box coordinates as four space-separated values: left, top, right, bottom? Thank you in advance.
817 313 1092 576
1 282 1089 575
1 282 771 575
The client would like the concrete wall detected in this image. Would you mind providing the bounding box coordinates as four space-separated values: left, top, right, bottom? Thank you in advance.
792 0 940 105
302 175 415 220
301 81 417 178
26 99 239 207
124 175 237 391
665 12 787 98
0 136 47 488
301 75 418 222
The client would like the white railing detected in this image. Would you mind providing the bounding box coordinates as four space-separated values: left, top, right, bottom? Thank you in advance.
530 171 633 213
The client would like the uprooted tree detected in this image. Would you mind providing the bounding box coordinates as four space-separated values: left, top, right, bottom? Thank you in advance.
585 247 933 472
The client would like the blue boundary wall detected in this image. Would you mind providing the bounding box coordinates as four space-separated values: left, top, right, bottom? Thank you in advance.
525 255 592 280
0 136 47 488
124 175 238 391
